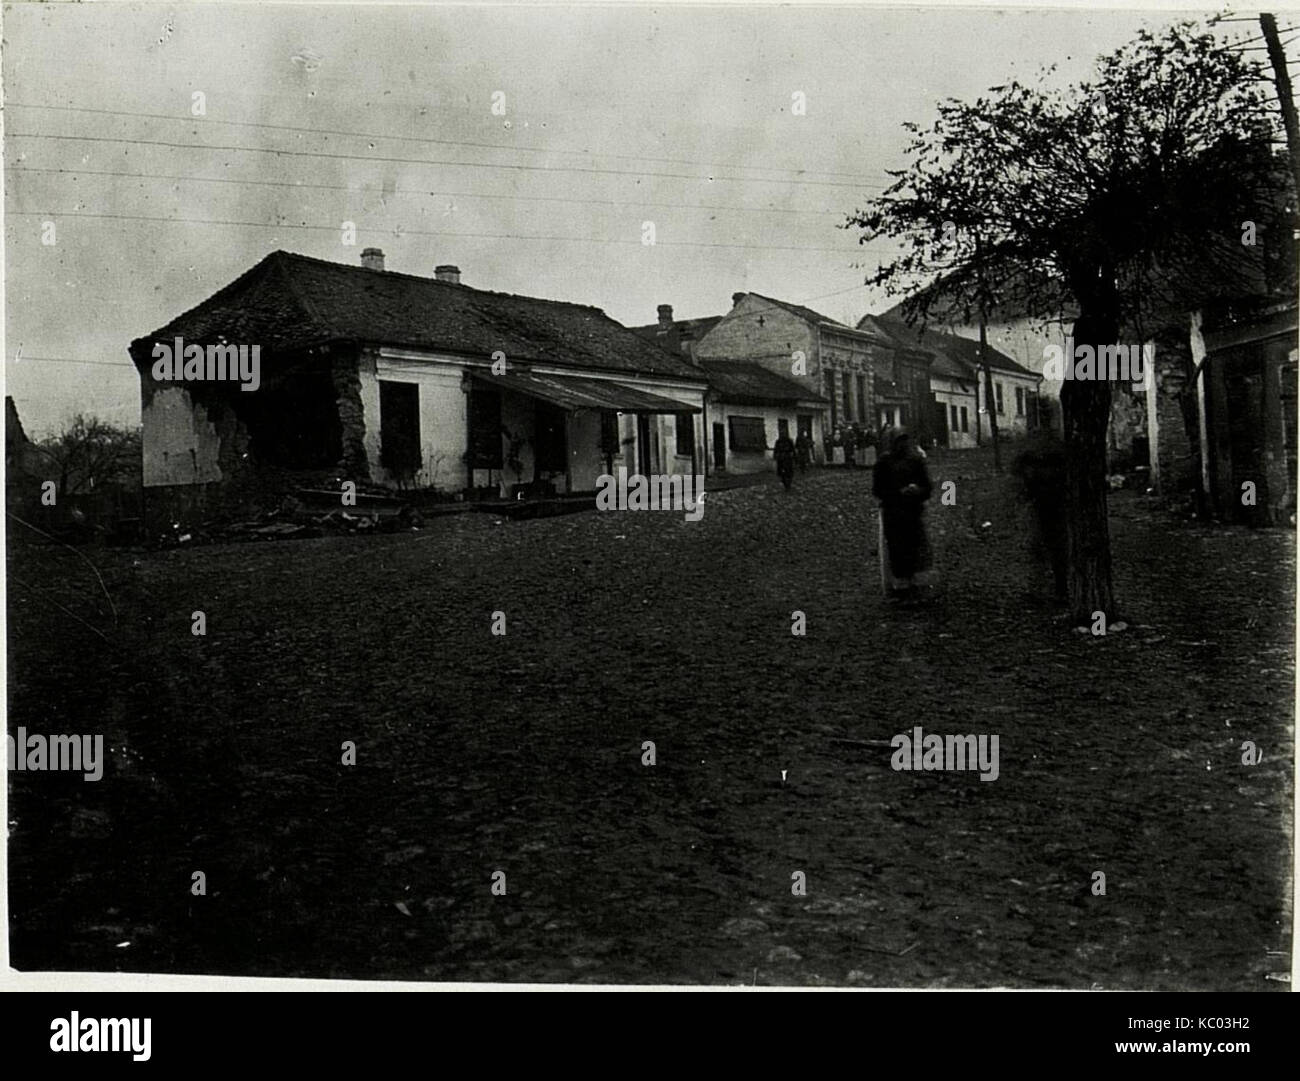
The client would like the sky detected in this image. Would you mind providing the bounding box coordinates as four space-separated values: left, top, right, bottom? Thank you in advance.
0 2 1253 436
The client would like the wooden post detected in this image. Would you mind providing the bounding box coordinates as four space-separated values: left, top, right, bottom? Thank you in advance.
974 232 1000 470
1190 311 1211 504
1144 340 1160 493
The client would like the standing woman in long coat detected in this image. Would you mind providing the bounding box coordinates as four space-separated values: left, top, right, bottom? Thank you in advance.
872 428 933 596
773 429 797 490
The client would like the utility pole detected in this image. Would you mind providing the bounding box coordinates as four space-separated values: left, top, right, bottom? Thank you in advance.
979 316 1002 472
974 232 1001 471
1261 13 1300 199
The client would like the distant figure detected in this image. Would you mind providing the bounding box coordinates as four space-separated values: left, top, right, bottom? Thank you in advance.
774 431 796 490
1011 433 1068 601
872 427 933 595
795 430 813 473
861 427 879 467
843 426 857 467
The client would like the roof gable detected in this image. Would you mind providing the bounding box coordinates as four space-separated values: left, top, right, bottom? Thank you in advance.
630 315 724 357
749 294 851 329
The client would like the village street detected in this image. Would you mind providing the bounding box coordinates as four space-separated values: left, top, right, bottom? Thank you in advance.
6 452 1294 987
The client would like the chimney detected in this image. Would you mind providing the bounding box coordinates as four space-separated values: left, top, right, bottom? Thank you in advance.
435 264 461 284
361 247 385 271
732 292 746 307
657 304 674 329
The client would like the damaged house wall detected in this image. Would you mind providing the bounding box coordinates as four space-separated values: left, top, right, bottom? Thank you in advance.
332 344 369 479
141 384 226 488
133 341 350 530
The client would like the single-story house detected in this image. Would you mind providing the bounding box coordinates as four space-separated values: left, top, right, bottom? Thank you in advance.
694 359 827 474
641 294 912 446
129 249 708 527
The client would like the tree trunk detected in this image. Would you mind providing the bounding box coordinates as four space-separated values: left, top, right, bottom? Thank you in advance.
981 360 1001 472
1060 310 1118 625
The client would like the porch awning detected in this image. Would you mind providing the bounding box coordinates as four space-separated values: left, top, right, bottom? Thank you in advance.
472 370 701 413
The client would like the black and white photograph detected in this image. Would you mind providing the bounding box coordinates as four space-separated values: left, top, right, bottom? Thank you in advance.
2 0 1296 1008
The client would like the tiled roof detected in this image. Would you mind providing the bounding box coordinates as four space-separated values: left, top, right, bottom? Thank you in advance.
630 316 724 357
696 359 827 404
855 313 933 356
867 315 1039 379
132 251 706 381
749 294 852 329
924 350 974 383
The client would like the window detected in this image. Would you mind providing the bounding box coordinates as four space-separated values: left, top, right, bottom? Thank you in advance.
728 415 767 452
842 373 853 420
995 382 1005 414
675 413 695 456
960 406 969 433
950 404 959 431
825 370 837 428
1015 386 1025 416
855 374 867 421
379 380 422 477
600 410 620 460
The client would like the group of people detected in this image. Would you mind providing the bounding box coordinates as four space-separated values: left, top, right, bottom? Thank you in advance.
773 422 933 598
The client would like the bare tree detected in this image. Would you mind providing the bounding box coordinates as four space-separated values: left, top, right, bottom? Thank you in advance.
35 414 141 500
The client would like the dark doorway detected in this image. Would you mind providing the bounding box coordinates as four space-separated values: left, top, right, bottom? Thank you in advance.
636 415 652 475
932 397 950 448
1226 355 1267 523
712 422 726 470
467 387 503 470
796 414 813 442
534 401 567 475
378 380 422 484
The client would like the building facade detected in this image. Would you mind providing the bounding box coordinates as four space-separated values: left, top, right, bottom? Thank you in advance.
130 250 708 528
641 293 931 452
631 305 825 473
870 315 1043 446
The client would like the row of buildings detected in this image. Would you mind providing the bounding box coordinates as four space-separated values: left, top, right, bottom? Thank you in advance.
129 248 1042 526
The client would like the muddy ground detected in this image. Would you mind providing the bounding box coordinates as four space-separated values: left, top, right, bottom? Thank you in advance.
6 450 1294 986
